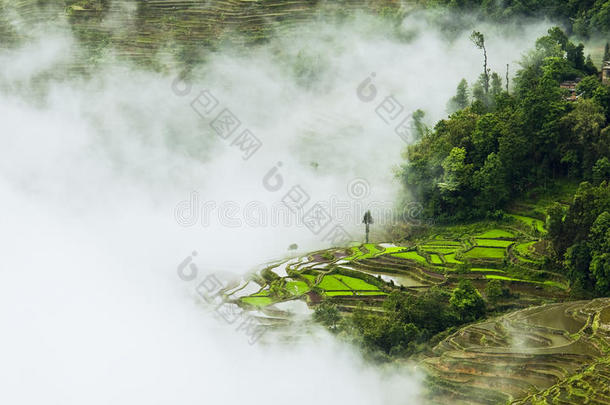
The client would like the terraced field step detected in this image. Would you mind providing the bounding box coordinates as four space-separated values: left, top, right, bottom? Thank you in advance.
7 0 402 65
424 299 610 404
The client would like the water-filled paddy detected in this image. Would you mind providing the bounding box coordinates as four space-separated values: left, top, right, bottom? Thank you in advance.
523 305 585 335
354 269 428 287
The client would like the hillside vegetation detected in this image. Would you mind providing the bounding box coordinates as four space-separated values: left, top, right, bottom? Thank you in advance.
424 0 610 38
400 26 610 299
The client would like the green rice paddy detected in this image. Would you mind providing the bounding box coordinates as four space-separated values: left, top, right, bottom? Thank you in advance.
463 247 506 259
475 229 515 238
334 275 379 290
471 268 505 273
344 244 404 260
354 291 387 296
324 291 355 296
241 296 274 307
285 280 310 295
382 246 408 254
238 216 564 319
391 251 428 263
444 253 463 264
343 247 363 261
420 246 460 254
507 214 545 233
318 275 348 290
361 244 383 258
251 289 270 297
302 274 317 283
485 275 567 289
474 238 514 247
485 274 529 282
430 254 443 264
515 241 536 257
426 240 462 246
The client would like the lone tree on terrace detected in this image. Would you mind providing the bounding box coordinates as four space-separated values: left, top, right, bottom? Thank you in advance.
363 210 373 243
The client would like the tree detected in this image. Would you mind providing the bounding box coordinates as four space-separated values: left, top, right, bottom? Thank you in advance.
565 241 593 294
590 5 610 34
440 147 470 192
546 27 569 51
589 211 610 295
470 31 489 95
400 27 610 224
593 158 610 185
411 109 429 140
566 42 585 71
604 42 610 63
485 279 504 305
450 279 486 322
547 202 566 254
383 289 458 338
490 72 503 97
363 210 373 243
456 262 471 273
533 28 565 62
577 75 601 99
447 79 470 113
472 73 491 108
560 99 606 177
313 302 340 329
473 152 509 214
563 182 610 249
584 55 598 75
470 114 497 166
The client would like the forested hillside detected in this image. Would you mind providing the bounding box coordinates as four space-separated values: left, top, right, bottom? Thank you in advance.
400 27 610 300
425 0 610 37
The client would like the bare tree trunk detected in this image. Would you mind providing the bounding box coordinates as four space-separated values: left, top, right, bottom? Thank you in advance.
483 45 489 94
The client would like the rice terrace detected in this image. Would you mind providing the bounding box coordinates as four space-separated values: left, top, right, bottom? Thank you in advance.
223 207 610 403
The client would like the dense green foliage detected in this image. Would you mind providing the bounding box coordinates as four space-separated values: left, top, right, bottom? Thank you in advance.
313 301 341 329
548 182 610 296
341 281 485 356
425 0 610 37
400 27 610 222
484 279 505 305
449 279 486 321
